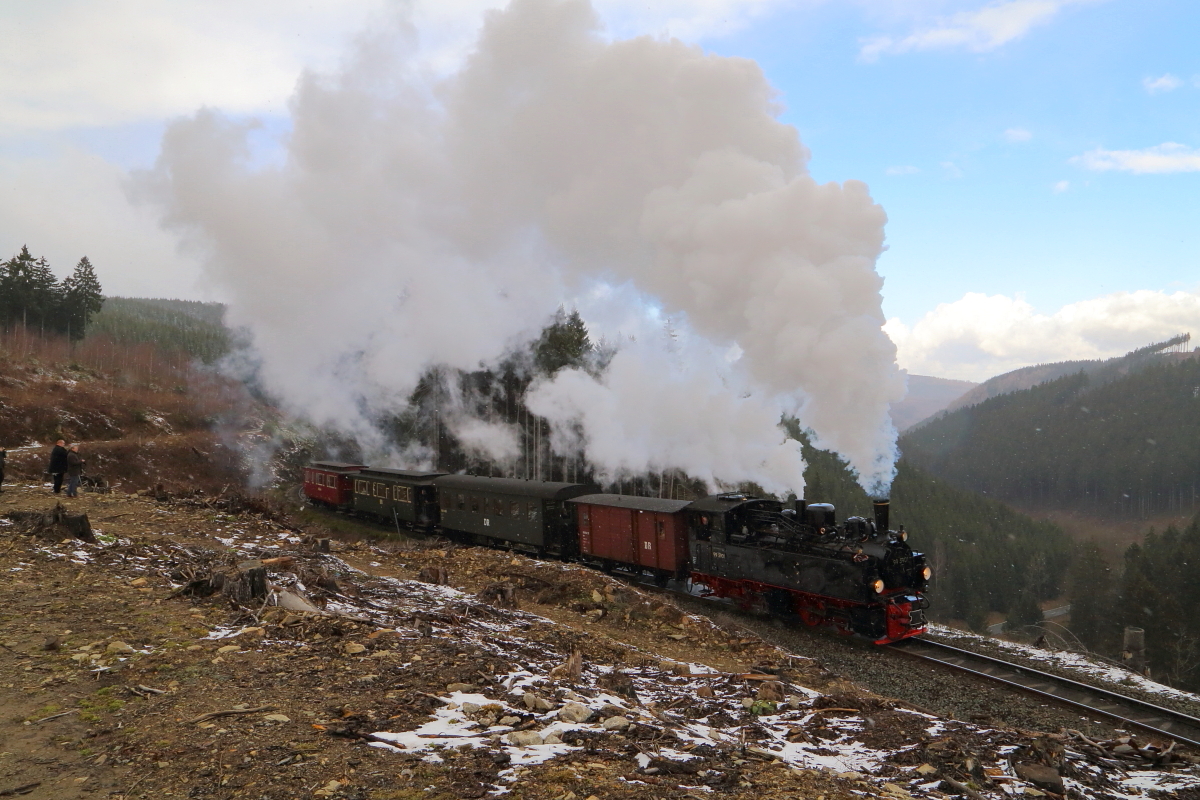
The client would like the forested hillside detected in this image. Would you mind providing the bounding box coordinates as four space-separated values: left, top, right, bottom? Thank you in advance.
87 297 231 364
901 342 1200 519
941 333 1192 414
794 433 1071 630
1118 515 1200 690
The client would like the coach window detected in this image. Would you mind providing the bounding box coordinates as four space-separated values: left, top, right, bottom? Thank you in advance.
494 498 505 516
581 507 590 524
354 479 367 494
527 503 538 521
471 495 480 512
395 486 410 503
509 500 519 517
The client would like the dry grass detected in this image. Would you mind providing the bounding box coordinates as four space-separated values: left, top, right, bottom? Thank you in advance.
0 325 255 493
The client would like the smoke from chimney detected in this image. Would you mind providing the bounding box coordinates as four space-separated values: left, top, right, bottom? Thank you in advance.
137 0 905 496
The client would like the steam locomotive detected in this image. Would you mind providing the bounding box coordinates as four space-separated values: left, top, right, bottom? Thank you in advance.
302 462 930 644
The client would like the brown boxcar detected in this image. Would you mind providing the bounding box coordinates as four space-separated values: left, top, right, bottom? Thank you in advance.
303 461 366 508
569 494 690 581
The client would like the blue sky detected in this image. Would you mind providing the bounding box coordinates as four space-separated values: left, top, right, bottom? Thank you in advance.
0 0 1197 380
701 0 1200 321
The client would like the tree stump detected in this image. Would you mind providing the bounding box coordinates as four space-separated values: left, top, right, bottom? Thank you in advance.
4 503 96 543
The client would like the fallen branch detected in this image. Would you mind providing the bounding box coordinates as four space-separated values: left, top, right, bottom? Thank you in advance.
0 782 41 797
34 709 77 723
188 705 274 724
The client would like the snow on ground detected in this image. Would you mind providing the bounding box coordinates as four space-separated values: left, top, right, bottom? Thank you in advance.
929 623 1200 705
14 519 1198 799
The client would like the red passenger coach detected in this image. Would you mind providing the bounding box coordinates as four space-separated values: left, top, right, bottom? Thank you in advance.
303 461 366 508
569 494 690 583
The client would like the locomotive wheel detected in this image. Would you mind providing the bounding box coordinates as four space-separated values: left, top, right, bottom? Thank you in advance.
798 605 825 627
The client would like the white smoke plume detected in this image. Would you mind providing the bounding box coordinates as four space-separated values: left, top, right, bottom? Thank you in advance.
138 0 904 495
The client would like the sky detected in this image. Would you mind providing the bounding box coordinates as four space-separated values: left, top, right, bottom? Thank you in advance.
0 0 1197 382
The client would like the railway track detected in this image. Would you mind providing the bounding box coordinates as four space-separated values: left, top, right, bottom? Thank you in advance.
888 637 1200 747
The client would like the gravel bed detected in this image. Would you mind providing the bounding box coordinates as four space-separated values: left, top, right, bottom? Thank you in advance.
661 591 1175 745
927 626 1200 719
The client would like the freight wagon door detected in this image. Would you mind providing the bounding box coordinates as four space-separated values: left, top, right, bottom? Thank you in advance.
594 506 636 564
635 511 659 569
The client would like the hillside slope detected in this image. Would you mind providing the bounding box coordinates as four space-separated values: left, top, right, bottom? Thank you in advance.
891 374 977 431
942 333 1193 415
900 349 1200 519
794 431 1070 631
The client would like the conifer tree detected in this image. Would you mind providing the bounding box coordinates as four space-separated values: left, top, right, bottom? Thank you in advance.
534 308 592 375
60 256 104 340
1067 540 1114 651
0 245 59 329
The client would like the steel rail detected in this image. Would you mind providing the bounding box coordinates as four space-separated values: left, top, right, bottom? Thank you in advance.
888 637 1200 748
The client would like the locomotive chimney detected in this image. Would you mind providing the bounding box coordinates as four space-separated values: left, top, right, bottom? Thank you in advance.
795 498 807 519
873 499 890 533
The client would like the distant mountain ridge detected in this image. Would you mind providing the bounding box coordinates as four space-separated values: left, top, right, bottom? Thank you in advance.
899 334 1200 519
941 333 1194 417
891 374 977 431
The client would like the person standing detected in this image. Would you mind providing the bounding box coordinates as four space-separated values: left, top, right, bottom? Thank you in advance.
65 444 84 498
48 439 68 494
0 447 7 493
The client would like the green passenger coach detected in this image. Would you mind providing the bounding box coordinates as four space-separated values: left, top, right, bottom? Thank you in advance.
351 468 446 528
432 475 597 556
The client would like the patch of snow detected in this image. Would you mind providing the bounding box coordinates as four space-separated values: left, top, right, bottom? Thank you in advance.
929 624 1200 704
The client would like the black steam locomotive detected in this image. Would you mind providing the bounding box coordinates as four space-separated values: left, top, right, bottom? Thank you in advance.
302 462 930 643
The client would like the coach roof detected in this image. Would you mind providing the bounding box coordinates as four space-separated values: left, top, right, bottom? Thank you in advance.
434 474 597 500
311 461 367 471
568 494 690 513
358 467 447 482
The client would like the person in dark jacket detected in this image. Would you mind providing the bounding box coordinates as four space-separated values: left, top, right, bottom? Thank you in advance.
48 439 68 494
0 447 6 493
65 444 84 498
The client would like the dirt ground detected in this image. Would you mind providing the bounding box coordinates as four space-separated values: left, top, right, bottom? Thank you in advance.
2 482 1197 800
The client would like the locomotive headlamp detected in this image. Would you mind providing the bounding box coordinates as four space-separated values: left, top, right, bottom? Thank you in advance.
897 529 908 542
922 566 932 581
872 579 885 594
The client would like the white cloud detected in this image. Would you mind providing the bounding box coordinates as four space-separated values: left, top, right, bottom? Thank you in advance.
1003 127 1032 142
1073 142 1200 174
886 165 921 175
0 0 791 133
886 289 1200 382
860 0 1099 62
1052 179 1069 192
0 1 392 132
1143 73 1183 94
